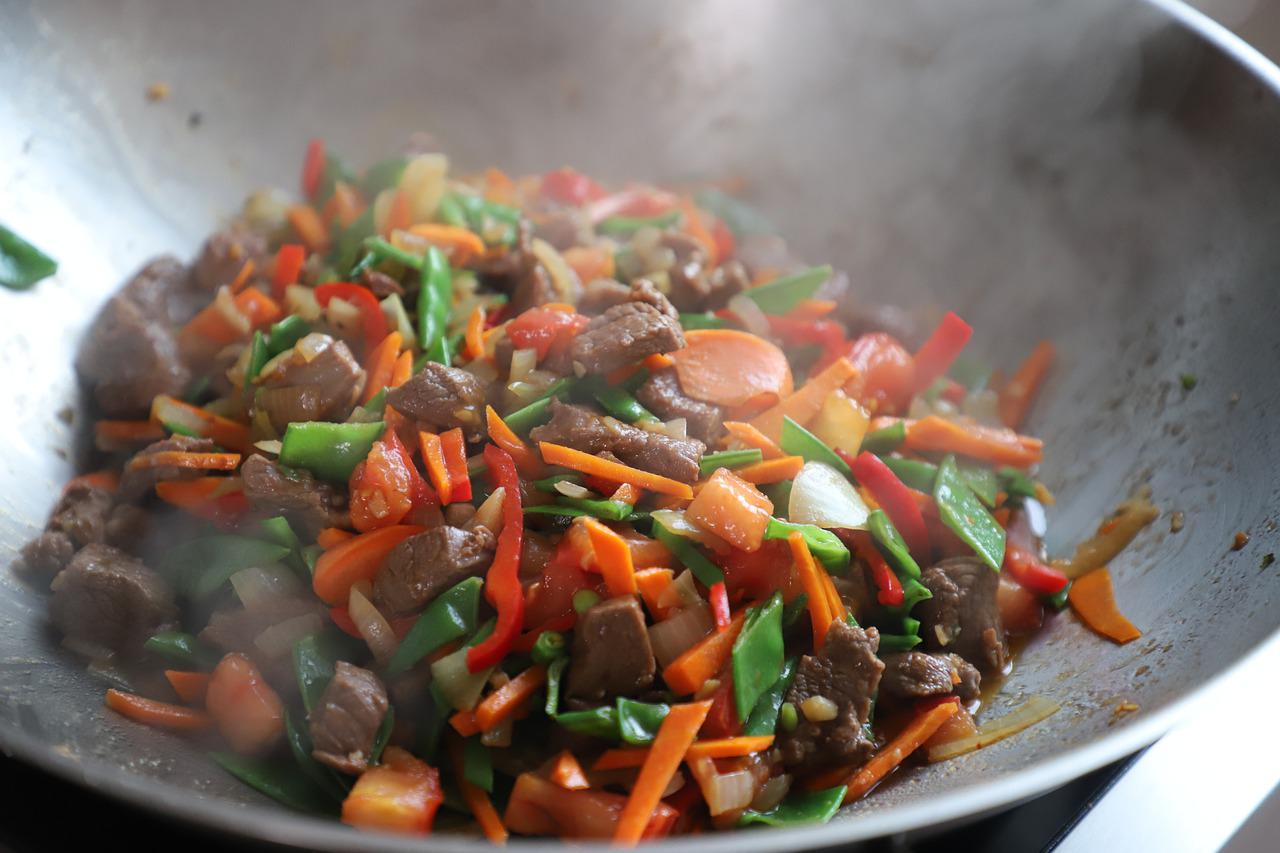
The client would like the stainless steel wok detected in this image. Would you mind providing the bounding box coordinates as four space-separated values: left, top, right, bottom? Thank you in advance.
1 0 1277 848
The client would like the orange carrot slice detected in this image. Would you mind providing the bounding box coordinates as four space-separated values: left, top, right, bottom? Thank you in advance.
723 421 785 459
1068 567 1141 644
998 340 1055 429
584 518 637 596
538 442 693 499
670 329 793 407
662 612 746 696
105 688 212 731
614 701 712 845
312 525 425 605
751 357 858 442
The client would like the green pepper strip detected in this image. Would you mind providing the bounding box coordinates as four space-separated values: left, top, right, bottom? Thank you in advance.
0 224 58 290
347 388 389 424
417 245 451 364
595 386 656 425
502 378 576 434
780 416 852 478
737 785 847 827
369 706 396 765
211 752 335 813
279 420 385 482
731 592 785 720
437 193 468 228
544 657 568 716
244 331 269 390
860 421 907 454
742 265 833 316
362 236 426 271
555 707 621 739
555 496 635 521
360 157 407 198
1044 582 1072 611
144 631 220 670
598 209 683 236
679 312 727 331
699 449 764 479
386 577 484 675
331 207 376 277
463 735 494 792
998 465 1038 500
652 520 725 587
259 516 307 578
742 657 799 737
166 535 292 600
867 509 921 579
266 315 311 358
935 454 1006 571
764 519 850 575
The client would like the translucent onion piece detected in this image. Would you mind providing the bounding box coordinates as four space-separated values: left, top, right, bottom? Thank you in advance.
728 292 771 339
927 695 1061 763
469 487 506 538
750 774 792 812
400 153 449 223
639 417 687 439
648 603 714 668
510 347 538 384
254 612 324 659
230 564 303 610
1057 488 1160 579
693 758 758 817
380 293 418 349
788 461 870 529
254 439 283 455
325 297 362 339
349 586 398 666
294 332 331 364
554 480 593 500
431 644 493 712
650 509 733 552
530 237 582 304
655 569 703 612
961 388 1001 426
214 285 251 335
285 284 322 322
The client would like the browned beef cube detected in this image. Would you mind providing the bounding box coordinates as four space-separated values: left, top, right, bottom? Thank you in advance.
635 369 723 445
240 454 345 537
529 401 704 484
878 652 981 703
566 596 655 701
385 362 486 437
917 557 1007 673
309 662 389 775
75 294 191 419
373 525 496 616
49 544 178 656
255 334 366 432
569 302 684 375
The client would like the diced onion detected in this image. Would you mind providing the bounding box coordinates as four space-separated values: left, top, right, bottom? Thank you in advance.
470 487 506 538
530 237 582 304
253 612 324 659
639 418 687 439
214 285 251 335
728 292 771 339
240 188 291 240
230 564 303 610
800 695 839 722
656 569 703 612
554 480 592 500
510 347 538 383
431 644 493 711
381 293 418 349
294 332 331 364
326 297 362 338
349 586 398 666
285 284 323 321
751 774 792 812
691 756 757 817
810 390 870 454
648 603 714 668
926 695 1061 763
400 153 449 223
789 461 870 530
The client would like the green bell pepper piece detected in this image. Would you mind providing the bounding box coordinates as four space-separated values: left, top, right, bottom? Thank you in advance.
167 534 292 600
651 520 725 587
243 331 269 388
780 416 852 478
867 509 921 579
764 519 850 574
617 698 670 746
386 577 484 675
143 631 220 670
742 265 832 315
279 420 384 482
699 449 764 478
934 454 1006 571
331 207 376 277
258 515 299 549
594 386 655 424
598 209 682 236
266 315 311 357
211 752 335 813
762 479 794 511
731 592 785 720
437 193 468 228
463 736 494 792
679 311 727 331
737 785 847 827
860 421 906 454
1045 582 1072 611
313 152 355 207
0 224 58 290
503 378 576 434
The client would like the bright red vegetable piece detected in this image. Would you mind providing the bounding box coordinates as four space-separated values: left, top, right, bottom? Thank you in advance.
466 445 525 672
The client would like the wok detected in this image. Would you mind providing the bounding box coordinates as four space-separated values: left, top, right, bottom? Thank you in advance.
1 0 1278 848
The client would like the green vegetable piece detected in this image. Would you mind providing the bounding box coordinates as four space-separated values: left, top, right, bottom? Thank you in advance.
860 421 906 454
764 519 850 575
959 463 999 508
279 420 384 482
418 682 452 762
762 479 794 511
243 331 269 389
732 593 785 720
0 224 58 290
437 193 468 228
360 157 407 198
293 634 337 714
877 632 922 652
417 245 452 363
780 594 809 631
211 752 334 813
742 265 832 316
555 706 619 739
598 209 682 236
737 786 847 828
503 378 575 434
652 520 725 587
533 473 583 493
545 657 568 717
143 631 220 670
531 630 567 665
699 449 764 478
283 711 348 803
314 152 355 207
867 509 921 580
881 456 938 493
693 189 775 238
998 466 1038 500
1044 582 1072 611
746 662 800 738
897 577 933 612
386 577 485 675
266 315 311 357
934 454 1006 571
370 705 396 765
679 311 727 331
778 701 799 734
572 589 602 614
169 535 292 600
556 496 634 521
463 736 494 792
331 207 376 277
595 386 656 425
1181 372 1198 391
780 416 852 478
617 698 671 746
948 354 991 392
361 236 425 271
300 543 323 574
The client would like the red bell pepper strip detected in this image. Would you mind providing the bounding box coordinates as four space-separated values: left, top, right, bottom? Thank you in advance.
1004 544 1070 595
849 451 931 559
467 445 525 672
270 244 306 300
911 311 973 395
506 307 589 361
844 531 904 607
301 139 325 200
586 187 679 224
385 428 437 510
709 582 731 631
314 282 389 346
439 428 472 502
540 167 607 206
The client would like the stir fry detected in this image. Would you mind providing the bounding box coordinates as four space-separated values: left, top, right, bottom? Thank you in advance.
19 140 1147 841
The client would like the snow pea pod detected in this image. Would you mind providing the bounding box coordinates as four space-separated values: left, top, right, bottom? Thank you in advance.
934 454 1006 571
731 592 785 720
386 577 484 675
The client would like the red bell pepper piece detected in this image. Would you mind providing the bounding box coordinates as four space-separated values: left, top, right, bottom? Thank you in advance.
911 311 973 396
540 167 607 206
710 217 735 266
709 582 731 631
850 451 931 559
301 139 326 200
844 531 904 606
1003 544 1070 595
506 307 589 361
467 445 525 672
439 428 472 502
270 244 306 300
314 282 389 346
585 187 679 224
699 673 741 739
838 332 917 413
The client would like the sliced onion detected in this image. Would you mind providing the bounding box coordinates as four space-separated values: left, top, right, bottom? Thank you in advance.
254 612 324 659
469 487 506 538
962 388 1001 426
650 509 732 552
927 695 1060 763
510 347 538 383
789 461 870 529
349 586 398 666
255 348 293 381
648 603 714 668
256 385 318 427
152 395 206 435
750 774 792 812
656 569 704 612
1057 489 1160 579
254 439 283 455
463 357 500 386
294 332 331 363
381 293 418 349
326 297 362 339
431 644 493 711
639 417 687 439
690 756 757 817
230 564 303 609
214 285 251 335
224 341 253 387
728 292 771 339
285 284 323 321
554 480 592 500
530 237 582 304
400 153 449 223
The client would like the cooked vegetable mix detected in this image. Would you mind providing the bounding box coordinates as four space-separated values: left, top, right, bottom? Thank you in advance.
19 142 1158 842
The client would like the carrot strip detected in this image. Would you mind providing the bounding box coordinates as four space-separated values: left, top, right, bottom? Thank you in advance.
464 305 487 362
998 340 1056 429
164 671 211 705
538 442 693 499
155 477 243 519
547 751 591 791
418 431 452 505
904 415 1043 468
450 738 509 844
485 405 545 477
227 258 256 295
475 665 548 733
562 245 615 284
317 527 356 549
838 700 958 802
150 395 250 452
312 524 425 605
614 701 712 845
389 349 414 389
789 531 835 649
662 612 747 696
407 224 486 266
105 688 213 731
593 748 651 770
362 331 403 405
789 299 838 320
722 421 784 459
635 568 675 619
127 451 241 472
670 329 793 408
686 735 775 761
287 204 329 253
751 357 858 441
584 518 637 597
95 419 165 447
731 454 805 485
449 710 481 737
819 562 848 623
1068 567 1141 644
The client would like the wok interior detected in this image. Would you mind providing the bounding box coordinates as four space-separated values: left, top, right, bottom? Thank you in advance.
1 0 1278 846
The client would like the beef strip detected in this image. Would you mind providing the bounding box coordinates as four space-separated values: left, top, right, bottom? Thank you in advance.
373 525 496 616
75 292 191 419
118 436 218 502
240 454 346 536
529 401 705 483
916 556 1008 673
385 362 486 437
49 544 178 656
566 596 656 701
255 333 366 432
309 662 389 774
104 504 150 550
635 368 723 445
193 224 268 292
577 278 678 320
780 620 884 772
662 232 750 312
569 302 684 376
878 651 981 703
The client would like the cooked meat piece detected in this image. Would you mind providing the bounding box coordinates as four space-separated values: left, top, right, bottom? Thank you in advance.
780 620 884 772
118 436 218 502
534 209 587 251
841 303 924 351
878 651 981 703
20 532 76 578
75 294 191 418
104 504 150 550
373 525 496 615
361 269 405 299
628 278 679 320
635 369 723 445
529 401 705 483
240 454 346 536
385 362 487 437
576 278 632 315
569 302 684 376
917 557 1008 673
309 662 389 775
831 564 875 624
662 232 750 312
49 544 178 655
475 221 557 315
566 596 655 701
255 334 366 432
119 255 205 327
200 597 325 687
19 483 118 576
193 224 268 292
